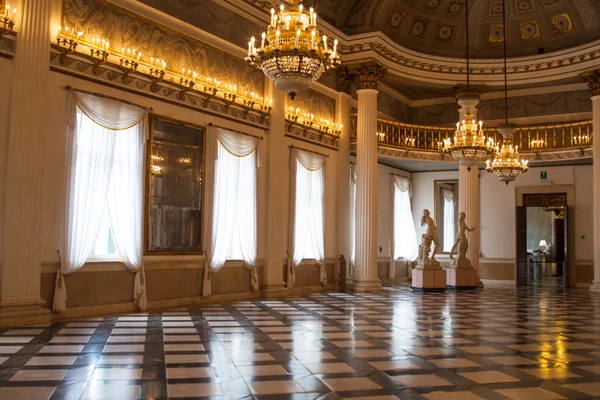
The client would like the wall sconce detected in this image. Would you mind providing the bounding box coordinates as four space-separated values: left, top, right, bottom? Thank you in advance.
529 138 546 159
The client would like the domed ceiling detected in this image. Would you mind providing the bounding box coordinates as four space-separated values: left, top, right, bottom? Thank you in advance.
317 0 600 58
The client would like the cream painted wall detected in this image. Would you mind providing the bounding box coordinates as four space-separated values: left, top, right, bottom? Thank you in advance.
0 57 14 265
411 165 593 263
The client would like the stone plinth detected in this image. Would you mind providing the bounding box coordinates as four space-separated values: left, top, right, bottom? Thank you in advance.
412 269 446 292
446 268 477 290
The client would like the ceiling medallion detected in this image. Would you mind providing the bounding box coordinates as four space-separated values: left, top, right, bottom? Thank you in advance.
486 0 529 184
245 0 340 99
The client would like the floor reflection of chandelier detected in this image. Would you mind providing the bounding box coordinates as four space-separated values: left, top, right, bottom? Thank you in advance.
486 141 529 184
441 113 495 167
245 0 340 99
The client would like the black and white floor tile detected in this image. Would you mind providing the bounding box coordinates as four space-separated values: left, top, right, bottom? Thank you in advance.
1 282 600 399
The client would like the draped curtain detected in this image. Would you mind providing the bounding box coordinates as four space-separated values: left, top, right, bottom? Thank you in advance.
288 149 327 288
53 90 147 313
391 176 419 275
202 127 260 297
442 189 455 252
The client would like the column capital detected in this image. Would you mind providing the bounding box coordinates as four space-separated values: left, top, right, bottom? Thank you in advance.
340 62 386 91
581 70 600 97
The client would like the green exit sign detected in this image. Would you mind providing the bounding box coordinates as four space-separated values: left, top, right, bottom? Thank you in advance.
541 171 547 180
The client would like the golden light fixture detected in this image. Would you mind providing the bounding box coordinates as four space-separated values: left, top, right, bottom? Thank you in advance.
486 0 528 184
245 0 341 99
0 4 16 35
441 113 495 167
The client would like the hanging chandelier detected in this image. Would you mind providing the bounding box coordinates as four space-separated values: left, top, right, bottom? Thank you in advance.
245 0 341 99
441 0 494 168
441 115 495 166
485 0 529 184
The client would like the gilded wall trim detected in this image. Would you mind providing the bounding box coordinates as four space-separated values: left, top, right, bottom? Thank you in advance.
50 47 270 130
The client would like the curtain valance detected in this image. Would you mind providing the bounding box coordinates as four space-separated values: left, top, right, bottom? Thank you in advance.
442 188 455 202
392 175 411 195
210 126 261 165
291 148 327 171
68 91 147 131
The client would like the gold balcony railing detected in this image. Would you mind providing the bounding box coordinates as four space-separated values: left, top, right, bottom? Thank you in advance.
353 118 594 154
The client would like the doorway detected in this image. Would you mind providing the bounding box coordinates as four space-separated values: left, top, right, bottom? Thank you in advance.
516 193 570 288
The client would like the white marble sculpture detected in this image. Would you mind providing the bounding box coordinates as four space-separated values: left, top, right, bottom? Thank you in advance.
449 212 474 268
417 209 441 269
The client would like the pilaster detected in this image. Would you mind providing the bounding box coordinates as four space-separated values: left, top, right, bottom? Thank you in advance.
263 80 288 294
336 91 352 284
581 70 600 294
351 62 385 293
0 0 53 324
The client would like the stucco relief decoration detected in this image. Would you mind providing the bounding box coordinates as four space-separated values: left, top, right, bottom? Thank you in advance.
446 2 462 14
581 69 600 96
552 13 573 33
346 0 370 28
388 11 408 30
288 89 336 123
520 20 541 39
488 24 505 43
61 0 265 95
515 0 535 13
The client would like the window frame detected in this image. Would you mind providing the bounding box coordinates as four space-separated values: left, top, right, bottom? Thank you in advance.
143 114 207 255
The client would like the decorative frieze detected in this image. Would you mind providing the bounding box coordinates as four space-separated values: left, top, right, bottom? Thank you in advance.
61 0 265 96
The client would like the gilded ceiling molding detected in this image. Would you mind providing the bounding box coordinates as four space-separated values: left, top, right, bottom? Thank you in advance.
581 70 600 97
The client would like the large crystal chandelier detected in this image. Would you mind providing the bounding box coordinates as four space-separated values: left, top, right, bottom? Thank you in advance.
441 0 494 168
485 0 528 184
245 0 341 99
441 115 495 167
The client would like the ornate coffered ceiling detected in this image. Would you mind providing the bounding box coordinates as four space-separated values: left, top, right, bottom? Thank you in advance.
317 0 600 58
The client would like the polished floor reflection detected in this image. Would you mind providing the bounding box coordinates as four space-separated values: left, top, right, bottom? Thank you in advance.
1 283 600 399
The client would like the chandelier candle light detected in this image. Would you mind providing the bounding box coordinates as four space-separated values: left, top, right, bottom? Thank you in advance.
0 3 16 34
246 0 341 99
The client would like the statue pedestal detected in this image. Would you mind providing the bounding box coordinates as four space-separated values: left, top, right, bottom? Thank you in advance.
412 261 446 292
445 267 477 290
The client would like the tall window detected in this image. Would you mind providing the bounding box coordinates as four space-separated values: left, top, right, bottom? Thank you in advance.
442 188 456 252
55 91 147 313
289 148 327 287
147 118 204 254
203 127 259 297
392 176 418 261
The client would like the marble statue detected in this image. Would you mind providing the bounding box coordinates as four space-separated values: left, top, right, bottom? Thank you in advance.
449 212 474 268
417 209 440 268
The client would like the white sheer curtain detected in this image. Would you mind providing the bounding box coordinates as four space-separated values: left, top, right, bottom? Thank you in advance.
442 189 455 252
392 176 419 269
53 90 147 313
288 149 327 288
349 164 356 277
202 126 260 297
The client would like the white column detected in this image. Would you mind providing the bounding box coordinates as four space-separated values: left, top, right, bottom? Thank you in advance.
353 88 382 293
591 95 600 293
0 0 53 324
263 81 288 293
459 165 481 283
336 92 352 283
456 92 483 287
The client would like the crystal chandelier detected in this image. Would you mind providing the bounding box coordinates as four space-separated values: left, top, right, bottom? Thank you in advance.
245 0 341 99
441 114 495 167
486 142 529 184
485 0 528 184
441 0 494 168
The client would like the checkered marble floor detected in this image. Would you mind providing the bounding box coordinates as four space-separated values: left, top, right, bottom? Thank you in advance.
1 284 600 399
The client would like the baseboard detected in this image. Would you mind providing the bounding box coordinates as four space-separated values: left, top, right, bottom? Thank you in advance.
481 279 515 286
576 283 592 288
148 292 263 310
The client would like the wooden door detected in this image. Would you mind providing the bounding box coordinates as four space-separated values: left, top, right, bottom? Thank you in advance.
516 206 529 287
